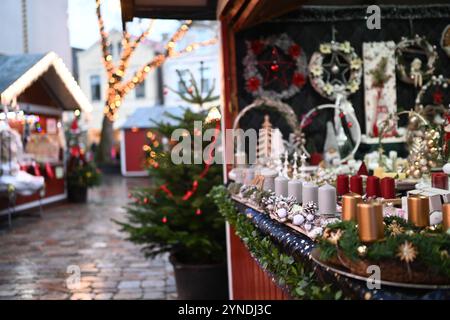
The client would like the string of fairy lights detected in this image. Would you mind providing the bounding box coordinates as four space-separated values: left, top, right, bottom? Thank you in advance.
95 0 218 121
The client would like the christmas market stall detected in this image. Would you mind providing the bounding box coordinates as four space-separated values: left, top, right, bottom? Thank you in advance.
119 106 185 176
215 2 450 300
0 52 92 224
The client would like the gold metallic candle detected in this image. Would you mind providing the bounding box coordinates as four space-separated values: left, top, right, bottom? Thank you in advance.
442 203 450 232
371 201 385 239
356 203 384 243
342 193 362 221
407 195 430 228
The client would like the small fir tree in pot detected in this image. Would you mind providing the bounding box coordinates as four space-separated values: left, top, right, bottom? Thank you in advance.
118 65 227 299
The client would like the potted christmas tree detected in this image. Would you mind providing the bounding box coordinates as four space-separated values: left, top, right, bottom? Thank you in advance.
118 64 228 299
66 114 101 203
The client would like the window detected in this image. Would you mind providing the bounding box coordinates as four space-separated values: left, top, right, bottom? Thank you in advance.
177 70 189 94
90 75 101 101
201 78 210 93
135 80 146 99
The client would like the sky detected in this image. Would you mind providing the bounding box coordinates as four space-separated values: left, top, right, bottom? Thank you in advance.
68 0 180 49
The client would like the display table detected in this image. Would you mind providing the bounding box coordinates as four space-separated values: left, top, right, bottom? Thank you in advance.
232 199 450 300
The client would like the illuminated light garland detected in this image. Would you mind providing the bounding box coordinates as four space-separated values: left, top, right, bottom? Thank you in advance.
96 0 217 122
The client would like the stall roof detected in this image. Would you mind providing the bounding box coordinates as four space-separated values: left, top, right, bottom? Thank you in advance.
121 106 187 129
0 52 92 112
121 0 217 21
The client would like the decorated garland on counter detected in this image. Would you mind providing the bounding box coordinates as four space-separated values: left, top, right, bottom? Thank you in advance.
209 185 342 300
316 218 450 285
396 35 438 87
308 41 362 100
243 33 307 100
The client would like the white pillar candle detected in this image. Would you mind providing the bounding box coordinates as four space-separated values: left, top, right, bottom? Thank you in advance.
318 183 337 215
261 168 277 192
274 175 288 197
302 182 318 205
288 179 303 203
243 168 255 185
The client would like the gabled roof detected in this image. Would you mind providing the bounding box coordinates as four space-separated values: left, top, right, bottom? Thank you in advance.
121 105 187 129
0 52 92 112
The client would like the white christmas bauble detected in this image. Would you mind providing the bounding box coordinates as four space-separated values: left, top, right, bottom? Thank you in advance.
309 227 323 239
443 163 450 175
304 223 312 231
277 208 287 218
293 214 305 225
306 213 315 221
430 211 442 225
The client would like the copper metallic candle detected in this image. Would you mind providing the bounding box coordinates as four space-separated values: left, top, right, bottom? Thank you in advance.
407 195 430 227
342 193 362 221
336 174 349 196
442 203 450 232
372 201 385 239
350 175 363 195
356 202 384 243
366 176 381 198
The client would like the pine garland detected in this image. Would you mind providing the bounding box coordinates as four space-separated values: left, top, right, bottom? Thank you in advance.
209 185 342 300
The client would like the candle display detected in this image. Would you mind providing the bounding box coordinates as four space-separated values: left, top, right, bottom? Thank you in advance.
342 193 362 221
302 182 318 205
274 175 288 197
318 184 337 215
288 179 302 203
407 195 429 227
380 177 395 199
350 175 363 195
443 203 450 232
356 202 384 242
431 172 448 190
366 176 381 198
336 174 349 196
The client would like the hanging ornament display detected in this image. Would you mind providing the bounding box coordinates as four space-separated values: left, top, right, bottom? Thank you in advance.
363 42 398 138
441 25 450 58
395 35 438 87
308 41 362 101
243 34 307 100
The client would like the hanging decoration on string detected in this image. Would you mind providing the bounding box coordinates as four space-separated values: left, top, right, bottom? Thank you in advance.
415 74 450 125
308 41 363 101
395 35 438 87
243 34 307 100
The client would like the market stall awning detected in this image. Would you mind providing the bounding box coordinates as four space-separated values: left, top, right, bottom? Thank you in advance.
120 105 187 129
121 0 217 21
0 52 92 112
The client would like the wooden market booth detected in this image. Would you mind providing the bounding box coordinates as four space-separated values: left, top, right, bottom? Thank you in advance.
0 52 92 214
121 0 450 300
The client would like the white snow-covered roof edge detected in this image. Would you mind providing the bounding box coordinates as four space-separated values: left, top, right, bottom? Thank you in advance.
0 52 93 113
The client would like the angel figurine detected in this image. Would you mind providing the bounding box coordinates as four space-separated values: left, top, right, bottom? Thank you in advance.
410 58 423 87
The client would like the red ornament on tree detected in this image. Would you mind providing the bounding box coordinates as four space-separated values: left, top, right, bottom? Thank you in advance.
195 208 202 216
246 77 260 92
292 73 306 87
162 216 168 224
270 63 279 72
288 44 301 57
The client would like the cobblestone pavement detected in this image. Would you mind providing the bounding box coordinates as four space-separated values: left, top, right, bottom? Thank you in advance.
0 175 176 300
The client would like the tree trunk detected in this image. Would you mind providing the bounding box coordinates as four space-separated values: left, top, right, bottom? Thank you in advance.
96 115 114 164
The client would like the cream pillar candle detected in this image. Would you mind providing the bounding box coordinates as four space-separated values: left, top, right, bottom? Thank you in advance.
318 183 337 215
261 168 277 191
302 182 318 205
288 179 302 203
274 175 289 197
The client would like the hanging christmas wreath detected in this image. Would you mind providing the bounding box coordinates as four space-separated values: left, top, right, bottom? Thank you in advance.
308 41 363 101
441 25 450 58
396 35 438 87
243 34 307 100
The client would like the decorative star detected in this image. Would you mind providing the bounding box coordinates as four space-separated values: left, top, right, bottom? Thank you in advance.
257 47 294 87
322 52 350 86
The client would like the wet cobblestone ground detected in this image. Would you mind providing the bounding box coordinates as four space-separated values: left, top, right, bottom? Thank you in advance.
0 175 176 300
